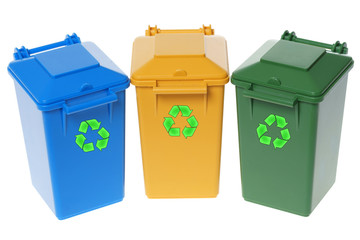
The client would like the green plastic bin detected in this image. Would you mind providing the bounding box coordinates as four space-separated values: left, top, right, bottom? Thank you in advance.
231 31 354 216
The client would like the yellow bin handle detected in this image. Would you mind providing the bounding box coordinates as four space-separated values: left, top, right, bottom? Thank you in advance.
153 84 207 95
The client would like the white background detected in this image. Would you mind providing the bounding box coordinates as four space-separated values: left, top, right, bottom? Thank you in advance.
0 0 359 239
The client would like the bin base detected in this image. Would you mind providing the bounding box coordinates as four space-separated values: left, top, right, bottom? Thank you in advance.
243 197 311 217
55 197 124 220
147 195 218 199
146 192 219 199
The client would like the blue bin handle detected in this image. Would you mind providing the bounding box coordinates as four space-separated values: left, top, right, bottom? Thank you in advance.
63 91 118 115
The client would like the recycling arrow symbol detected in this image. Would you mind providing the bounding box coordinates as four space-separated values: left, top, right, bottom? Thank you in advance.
256 114 291 149
163 105 198 139
75 119 110 152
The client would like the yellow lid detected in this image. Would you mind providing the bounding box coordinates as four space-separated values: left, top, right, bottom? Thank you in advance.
131 25 229 86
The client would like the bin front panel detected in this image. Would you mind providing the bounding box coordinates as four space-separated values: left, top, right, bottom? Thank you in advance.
136 85 225 198
44 91 126 219
236 87 318 216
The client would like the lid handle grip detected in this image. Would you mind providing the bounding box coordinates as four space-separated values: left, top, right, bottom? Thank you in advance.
242 89 297 108
146 25 214 36
153 85 207 95
281 30 348 54
63 91 118 115
13 33 81 60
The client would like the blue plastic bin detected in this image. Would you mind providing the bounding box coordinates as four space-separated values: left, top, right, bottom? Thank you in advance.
7 34 130 220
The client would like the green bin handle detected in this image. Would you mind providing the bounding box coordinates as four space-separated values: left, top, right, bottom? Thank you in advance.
242 89 297 107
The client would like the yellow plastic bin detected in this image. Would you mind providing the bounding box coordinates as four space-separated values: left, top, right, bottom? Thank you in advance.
131 25 229 198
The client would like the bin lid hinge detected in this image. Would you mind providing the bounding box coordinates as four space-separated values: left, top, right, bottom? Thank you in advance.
145 25 214 36
13 33 81 60
281 30 348 54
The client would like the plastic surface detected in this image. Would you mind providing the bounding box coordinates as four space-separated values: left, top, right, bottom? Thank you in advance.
8 34 129 219
145 25 214 36
131 26 229 198
231 32 354 216
261 40 326 70
13 33 81 60
8 41 129 110
281 30 348 54
231 38 353 103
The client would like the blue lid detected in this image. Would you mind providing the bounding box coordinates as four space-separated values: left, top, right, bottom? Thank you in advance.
8 34 129 111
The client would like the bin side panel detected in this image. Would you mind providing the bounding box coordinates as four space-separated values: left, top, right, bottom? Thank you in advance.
14 81 55 213
312 74 348 210
44 91 125 219
136 85 225 198
236 87 318 216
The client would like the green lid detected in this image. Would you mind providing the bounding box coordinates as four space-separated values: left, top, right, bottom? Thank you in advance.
231 39 353 104
261 40 326 70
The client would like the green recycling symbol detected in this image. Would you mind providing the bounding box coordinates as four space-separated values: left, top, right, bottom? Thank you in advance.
163 105 198 139
75 119 110 152
257 114 291 149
